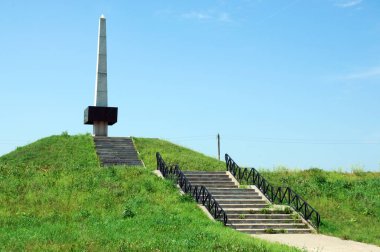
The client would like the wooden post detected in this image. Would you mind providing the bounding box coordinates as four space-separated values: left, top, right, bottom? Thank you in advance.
217 133 220 161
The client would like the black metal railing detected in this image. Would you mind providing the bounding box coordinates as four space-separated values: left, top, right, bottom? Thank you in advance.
156 152 228 225
225 154 321 229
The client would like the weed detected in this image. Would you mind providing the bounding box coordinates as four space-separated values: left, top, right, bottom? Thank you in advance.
167 173 179 186
284 207 292 214
143 179 156 193
180 193 194 203
238 214 246 219
122 205 136 218
291 213 300 220
362 208 373 216
75 209 91 220
260 208 271 214
108 167 117 177
264 228 286 234
61 131 69 137
264 228 276 234
351 166 365 176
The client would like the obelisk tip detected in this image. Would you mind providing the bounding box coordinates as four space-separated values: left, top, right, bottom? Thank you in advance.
100 14 105 19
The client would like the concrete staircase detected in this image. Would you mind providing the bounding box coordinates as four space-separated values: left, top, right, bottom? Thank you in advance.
94 137 143 166
182 171 312 234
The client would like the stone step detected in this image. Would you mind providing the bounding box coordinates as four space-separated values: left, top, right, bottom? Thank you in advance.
223 209 279 214
98 155 139 159
231 223 308 229
97 154 140 158
101 159 141 163
94 138 134 141
98 146 135 149
94 137 143 166
184 172 228 176
97 151 139 154
96 148 138 151
188 178 233 182
103 162 142 166
184 173 229 176
221 204 268 209
213 195 262 200
207 190 257 195
97 143 135 146
228 218 303 224
96 141 134 143
179 169 313 234
191 181 237 186
194 184 238 189
182 171 227 175
217 199 266 204
96 147 138 150
95 144 136 147
226 214 293 219
184 177 232 182
98 157 140 161
99 158 140 162
97 153 138 157
94 140 133 143
235 228 312 234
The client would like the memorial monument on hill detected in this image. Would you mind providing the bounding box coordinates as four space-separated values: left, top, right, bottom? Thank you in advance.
83 15 142 166
84 15 118 136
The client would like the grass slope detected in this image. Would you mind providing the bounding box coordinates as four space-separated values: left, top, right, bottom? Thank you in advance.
261 168 380 246
134 138 225 171
135 137 380 246
0 134 298 251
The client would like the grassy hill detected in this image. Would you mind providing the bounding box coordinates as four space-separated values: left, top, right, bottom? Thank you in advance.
0 134 298 251
1 134 379 250
261 168 380 245
134 137 380 246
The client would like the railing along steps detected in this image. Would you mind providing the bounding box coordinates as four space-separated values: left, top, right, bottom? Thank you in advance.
182 171 313 234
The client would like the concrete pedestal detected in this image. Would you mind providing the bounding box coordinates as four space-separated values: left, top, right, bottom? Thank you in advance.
94 121 108 136
84 106 117 137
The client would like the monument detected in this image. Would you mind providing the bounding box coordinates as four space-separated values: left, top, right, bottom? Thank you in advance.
84 15 118 136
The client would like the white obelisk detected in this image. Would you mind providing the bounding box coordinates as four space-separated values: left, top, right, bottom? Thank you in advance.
94 15 108 136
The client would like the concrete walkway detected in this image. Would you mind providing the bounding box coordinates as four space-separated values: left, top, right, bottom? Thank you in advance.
254 234 380 252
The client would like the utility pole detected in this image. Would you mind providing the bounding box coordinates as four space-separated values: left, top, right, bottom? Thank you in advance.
217 133 220 161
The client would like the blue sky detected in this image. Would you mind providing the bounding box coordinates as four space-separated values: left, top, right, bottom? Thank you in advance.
1 0 379 171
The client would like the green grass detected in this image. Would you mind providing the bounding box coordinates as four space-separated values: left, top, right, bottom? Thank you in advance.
134 137 225 171
0 134 299 251
260 168 380 246
135 137 380 246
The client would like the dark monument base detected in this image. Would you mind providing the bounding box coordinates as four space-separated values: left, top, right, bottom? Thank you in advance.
84 106 118 125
